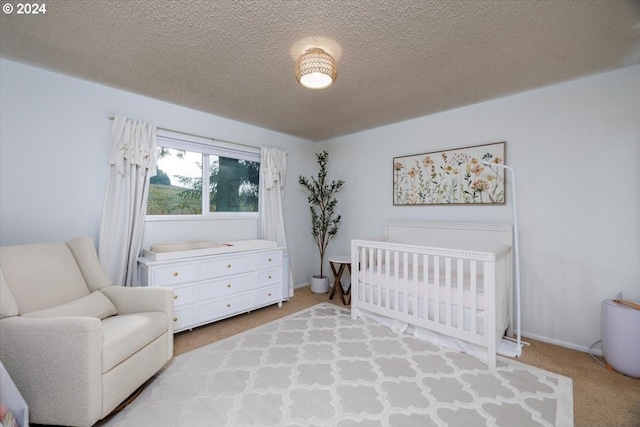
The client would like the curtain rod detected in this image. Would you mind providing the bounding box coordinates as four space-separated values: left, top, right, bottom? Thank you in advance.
107 113 260 151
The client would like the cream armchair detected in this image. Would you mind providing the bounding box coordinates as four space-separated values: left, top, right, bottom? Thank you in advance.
0 237 173 426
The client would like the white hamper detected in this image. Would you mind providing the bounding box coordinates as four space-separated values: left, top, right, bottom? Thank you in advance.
601 299 640 378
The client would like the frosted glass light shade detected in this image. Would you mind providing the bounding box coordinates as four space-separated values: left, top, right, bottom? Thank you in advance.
296 48 337 89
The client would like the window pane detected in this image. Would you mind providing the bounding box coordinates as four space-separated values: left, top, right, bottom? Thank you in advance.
210 156 259 212
147 148 203 215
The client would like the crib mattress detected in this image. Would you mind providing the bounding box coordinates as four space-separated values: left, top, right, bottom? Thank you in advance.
359 266 485 310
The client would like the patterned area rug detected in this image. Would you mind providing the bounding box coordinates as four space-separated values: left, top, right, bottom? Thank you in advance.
99 303 573 427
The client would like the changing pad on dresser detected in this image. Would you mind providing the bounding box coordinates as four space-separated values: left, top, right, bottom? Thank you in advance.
150 240 228 253
142 239 278 261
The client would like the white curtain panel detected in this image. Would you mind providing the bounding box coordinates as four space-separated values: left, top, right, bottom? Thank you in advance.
99 115 157 286
260 147 293 296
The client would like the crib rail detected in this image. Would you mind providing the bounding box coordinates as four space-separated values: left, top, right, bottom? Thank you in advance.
351 237 512 368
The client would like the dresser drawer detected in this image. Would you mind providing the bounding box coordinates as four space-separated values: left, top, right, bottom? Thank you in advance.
256 267 281 286
197 292 254 321
256 284 282 306
256 250 282 269
170 283 195 308
197 273 255 301
152 262 197 286
173 306 196 332
198 254 254 279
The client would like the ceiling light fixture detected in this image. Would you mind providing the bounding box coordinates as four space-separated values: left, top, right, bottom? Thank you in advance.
296 48 337 89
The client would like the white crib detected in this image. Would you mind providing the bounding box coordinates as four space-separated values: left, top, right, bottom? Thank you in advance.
350 221 514 368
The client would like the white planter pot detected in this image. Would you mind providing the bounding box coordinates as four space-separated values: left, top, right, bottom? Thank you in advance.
310 275 330 294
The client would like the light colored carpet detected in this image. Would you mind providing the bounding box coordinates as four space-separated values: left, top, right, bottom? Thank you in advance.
99 303 573 427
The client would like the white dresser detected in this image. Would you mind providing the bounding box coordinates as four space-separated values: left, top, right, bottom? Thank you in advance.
138 246 287 333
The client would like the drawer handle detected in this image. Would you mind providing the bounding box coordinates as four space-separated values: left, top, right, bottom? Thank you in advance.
173 317 178 322
227 284 231 288
227 303 231 308
268 293 272 297
268 258 272 262
268 275 272 279
227 264 231 268
173 272 179 277
173 294 178 299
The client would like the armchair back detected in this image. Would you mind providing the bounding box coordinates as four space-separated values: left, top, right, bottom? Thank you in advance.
0 237 111 315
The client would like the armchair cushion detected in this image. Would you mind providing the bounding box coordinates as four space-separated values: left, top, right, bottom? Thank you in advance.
21 291 117 320
66 237 112 292
101 312 169 373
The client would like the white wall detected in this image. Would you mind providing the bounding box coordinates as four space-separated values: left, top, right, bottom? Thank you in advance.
2 57 638 353
321 65 640 353
0 59 318 287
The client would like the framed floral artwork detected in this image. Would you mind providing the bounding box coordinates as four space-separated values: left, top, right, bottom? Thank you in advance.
393 141 506 205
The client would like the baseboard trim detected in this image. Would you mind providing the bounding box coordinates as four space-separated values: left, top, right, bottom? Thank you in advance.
523 331 603 357
294 282 311 290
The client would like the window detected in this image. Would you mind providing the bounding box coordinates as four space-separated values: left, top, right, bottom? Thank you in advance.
147 131 260 217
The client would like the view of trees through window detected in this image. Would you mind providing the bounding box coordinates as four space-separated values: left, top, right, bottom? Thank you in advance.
147 147 259 215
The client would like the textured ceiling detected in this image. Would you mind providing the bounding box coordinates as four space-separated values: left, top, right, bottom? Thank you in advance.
1 1 639 141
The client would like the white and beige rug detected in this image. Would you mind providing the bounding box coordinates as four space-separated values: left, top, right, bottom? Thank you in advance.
99 303 573 427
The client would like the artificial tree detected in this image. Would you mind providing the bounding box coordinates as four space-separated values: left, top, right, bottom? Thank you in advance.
298 151 344 285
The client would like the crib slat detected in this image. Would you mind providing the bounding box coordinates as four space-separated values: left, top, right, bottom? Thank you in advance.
376 247 381 306
445 257 451 326
376 248 382 308
402 252 409 314
457 258 464 331
384 249 390 309
470 260 477 335
360 245 364 306
351 243 358 319
367 247 373 304
411 253 418 318
496 256 503 333
422 254 428 321
393 250 399 312
362 246 368 305
433 256 440 325
360 246 365 303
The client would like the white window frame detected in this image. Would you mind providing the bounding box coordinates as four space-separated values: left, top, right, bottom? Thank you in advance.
146 129 261 222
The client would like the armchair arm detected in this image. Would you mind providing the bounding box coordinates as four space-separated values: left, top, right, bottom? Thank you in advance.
0 316 103 426
100 285 174 316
